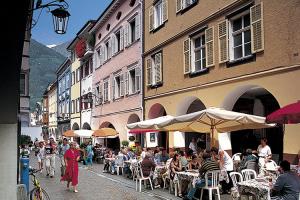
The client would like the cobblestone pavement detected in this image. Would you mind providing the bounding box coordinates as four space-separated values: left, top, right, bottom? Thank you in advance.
29 155 231 200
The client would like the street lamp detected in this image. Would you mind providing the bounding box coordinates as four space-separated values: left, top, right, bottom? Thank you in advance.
29 0 70 34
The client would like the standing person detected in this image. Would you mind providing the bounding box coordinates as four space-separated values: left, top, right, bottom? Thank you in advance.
189 138 197 154
61 142 80 193
45 137 57 178
37 141 45 172
58 138 69 177
270 160 300 200
85 141 94 169
256 138 272 175
211 147 233 194
170 153 182 197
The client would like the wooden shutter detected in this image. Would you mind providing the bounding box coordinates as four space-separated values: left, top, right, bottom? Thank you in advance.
183 38 191 74
135 13 140 40
135 67 141 92
149 6 154 32
205 27 214 67
218 20 228 63
162 0 168 23
146 58 152 86
120 74 124 97
124 23 129 47
155 53 162 83
120 27 124 50
111 34 116 55
176 0 182 13
124 71 129 95
251 3 264 53
112 77 115 100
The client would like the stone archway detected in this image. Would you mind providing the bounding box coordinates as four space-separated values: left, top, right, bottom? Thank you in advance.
99 122 120 150
222 85 283 162
72 123 80 130
82 122 91 130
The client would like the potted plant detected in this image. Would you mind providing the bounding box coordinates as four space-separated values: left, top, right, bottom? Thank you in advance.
121 140 129 147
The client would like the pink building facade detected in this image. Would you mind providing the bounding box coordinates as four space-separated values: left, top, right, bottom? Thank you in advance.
90 0 143 148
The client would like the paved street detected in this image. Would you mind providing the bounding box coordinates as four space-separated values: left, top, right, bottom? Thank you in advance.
30 154 230 200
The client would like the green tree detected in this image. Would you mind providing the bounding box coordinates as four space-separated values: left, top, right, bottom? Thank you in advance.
19 135 32 145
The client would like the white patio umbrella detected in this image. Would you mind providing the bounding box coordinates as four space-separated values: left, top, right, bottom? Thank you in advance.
157 107 275 146
126 115 175 130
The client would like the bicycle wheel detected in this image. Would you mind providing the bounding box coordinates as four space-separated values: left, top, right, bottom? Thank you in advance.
29 188 50 200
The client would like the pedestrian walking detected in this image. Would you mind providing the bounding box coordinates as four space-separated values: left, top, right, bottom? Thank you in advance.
37 141 45 173
61 142 80 193
45 137 57 178
58 138 70 177
85 141 93 169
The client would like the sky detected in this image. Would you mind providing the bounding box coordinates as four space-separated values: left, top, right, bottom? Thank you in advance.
32 0 112 46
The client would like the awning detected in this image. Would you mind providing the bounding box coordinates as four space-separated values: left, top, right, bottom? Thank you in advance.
126 115 175 130
128 129 159 134
92 128 118 138
63 129 94 138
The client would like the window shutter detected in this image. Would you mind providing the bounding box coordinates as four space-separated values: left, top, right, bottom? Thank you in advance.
124 71 129 95
149 6 154 32
111 34 116 55
205 27 214 67
120 27 124 50
183 38 191 74
135 14 140 40
251 3 264 53
108 39 112 58
92 52 96 71
128 23 132 45
176 0 182 13
146 58 152 86
155 53 162 83
135 67 141 92
124 23 129 47
112 77 115 100
162 0 168 23
120 74 124 97
99 83 103 104
104 44 107 61
218 20 228 63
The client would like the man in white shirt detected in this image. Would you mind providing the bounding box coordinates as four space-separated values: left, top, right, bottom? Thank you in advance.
256 138 272 175
189 138 197 154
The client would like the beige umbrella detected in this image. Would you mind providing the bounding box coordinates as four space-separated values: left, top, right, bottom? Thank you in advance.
126 115 175 130
157 107 275 146
63 130 94 138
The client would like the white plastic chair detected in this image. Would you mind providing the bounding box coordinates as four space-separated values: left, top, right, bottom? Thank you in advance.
135 163 153 192
232 153 242 161
229 172 243 187
115 155 124 175
200 170 221 200
241 169 257 181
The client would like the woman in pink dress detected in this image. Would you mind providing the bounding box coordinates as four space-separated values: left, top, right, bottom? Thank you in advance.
61 142 80 192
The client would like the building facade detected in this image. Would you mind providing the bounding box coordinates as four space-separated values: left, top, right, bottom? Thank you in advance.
42 90 49 139
90 0 143 148
47 81 57 138
143 0 300 162
56 59 71 138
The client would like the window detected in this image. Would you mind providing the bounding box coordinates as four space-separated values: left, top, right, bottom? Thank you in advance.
103 79 109 102
20 74 26 95
71 51 76 62
230 12 251 60
71 100 75 113
146 52 162 86
112 74 124 99
129 19 136 43
84 61 89 77
126 67 141 94
105 40 111 61
149 0 168 32
116 11 122 20
76 68 80 82
76 98 80 113
129 0 136 7
176 0 198 13
66 73 70 89
191 34 206 72
125 15 140 47
72 72 75 85
114 30 121 53
95 84 102 105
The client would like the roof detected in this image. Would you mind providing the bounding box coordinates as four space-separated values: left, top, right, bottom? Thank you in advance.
55 58 71 75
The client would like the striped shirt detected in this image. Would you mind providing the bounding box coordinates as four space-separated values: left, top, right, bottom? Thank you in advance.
199 159 220 179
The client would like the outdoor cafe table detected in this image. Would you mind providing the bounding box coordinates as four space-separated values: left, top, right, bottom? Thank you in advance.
176 170 200 188
237 177 275 200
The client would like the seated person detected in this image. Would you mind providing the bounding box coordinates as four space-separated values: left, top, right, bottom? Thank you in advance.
141 153 160 188
189 155 200 170
161 149 169 163
126 147 135 159
239 148 258 172
270 160 300 200
170 153 182 197
103 150 115 173
179 151 189 170
183 152 220 200
154 149 162 164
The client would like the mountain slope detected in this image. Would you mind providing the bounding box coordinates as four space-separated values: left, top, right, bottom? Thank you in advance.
51 41 71 57
29 39 66 111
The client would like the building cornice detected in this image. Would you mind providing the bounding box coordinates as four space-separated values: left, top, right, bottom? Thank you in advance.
92 107 142 118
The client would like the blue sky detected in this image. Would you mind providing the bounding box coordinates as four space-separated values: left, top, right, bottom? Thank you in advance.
32 0 112 46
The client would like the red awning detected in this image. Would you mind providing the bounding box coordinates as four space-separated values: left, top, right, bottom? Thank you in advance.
128 129 159 134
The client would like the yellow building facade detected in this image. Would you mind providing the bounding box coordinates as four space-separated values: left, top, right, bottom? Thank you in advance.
143 0 300 163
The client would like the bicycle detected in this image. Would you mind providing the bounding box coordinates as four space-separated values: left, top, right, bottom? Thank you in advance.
29 167 50 200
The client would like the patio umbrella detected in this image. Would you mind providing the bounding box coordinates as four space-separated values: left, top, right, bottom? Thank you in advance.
92 128 118 137
266 101 300 124
158 107 275 146
63 129 94 138
126 115 175 130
